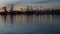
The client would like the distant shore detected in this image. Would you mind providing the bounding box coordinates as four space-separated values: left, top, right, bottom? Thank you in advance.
1 5 60 15
0 9 60 15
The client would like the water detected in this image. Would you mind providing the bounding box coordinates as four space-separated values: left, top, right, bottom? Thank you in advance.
0 15 60 34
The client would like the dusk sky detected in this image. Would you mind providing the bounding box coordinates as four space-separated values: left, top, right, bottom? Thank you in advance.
0 0 60 11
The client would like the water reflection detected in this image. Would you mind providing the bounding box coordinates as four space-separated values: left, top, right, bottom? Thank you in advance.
10 15 14 24
0 15 60 34
3 15 7 23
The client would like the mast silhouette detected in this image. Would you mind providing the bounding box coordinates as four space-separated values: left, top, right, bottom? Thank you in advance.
10 4 13 12
2 6 7 12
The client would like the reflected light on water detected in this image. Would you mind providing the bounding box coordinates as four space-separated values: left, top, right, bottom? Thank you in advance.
0 15 60 34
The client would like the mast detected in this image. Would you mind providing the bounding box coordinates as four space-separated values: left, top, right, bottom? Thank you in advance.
10 4 13 12
2 6 7 12
26 5 29 11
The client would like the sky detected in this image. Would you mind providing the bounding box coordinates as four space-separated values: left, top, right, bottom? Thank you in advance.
0 0 60 11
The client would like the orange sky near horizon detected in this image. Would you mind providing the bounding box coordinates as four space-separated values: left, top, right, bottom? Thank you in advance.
0 4 60 12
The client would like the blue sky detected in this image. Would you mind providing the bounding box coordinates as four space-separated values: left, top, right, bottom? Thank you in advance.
0 0 60 9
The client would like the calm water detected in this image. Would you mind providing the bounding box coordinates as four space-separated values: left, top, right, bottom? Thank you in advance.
0 15 60 34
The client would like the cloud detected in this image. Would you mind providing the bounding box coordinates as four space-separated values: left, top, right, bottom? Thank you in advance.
0 0 60 4
35 0 60 4
0 0 60 8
